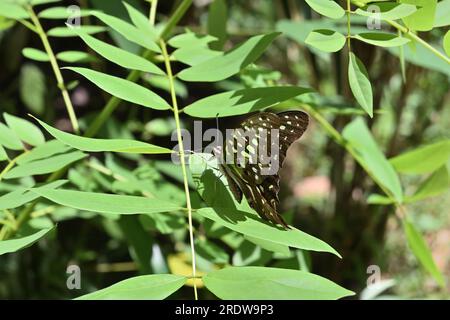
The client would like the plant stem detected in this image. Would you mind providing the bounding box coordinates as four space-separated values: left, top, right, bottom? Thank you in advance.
346 0 351 51
27 6 79 134
0 0 194 241
387 19 450 65
149 0 158 26
85 0 192 137
160 39 198 300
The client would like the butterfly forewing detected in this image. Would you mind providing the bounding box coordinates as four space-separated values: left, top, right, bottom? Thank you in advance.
221 110 309 228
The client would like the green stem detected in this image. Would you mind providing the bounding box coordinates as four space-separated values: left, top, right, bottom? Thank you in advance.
0 0 194 241
388 19 450 65
85 0 192 137
350 1 450 65
160 39 198 300
149 0 158 26
27 6 80 134
346 0 351 51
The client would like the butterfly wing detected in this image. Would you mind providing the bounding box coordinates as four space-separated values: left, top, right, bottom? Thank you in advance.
223 111 309 228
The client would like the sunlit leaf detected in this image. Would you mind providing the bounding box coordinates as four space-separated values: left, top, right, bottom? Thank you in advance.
69 27 164 74
403 219 445 287
343 118 402 203
204 266 354 299
348 52 373 117
354 32 410 47
178 32 280 82
63 67 171 110
305 0 345 19
389 140 450 174
184 86 312 118
3 113 45 146
31 188 183 216
305 29 346 52
76 274 186 299
0 228 53 255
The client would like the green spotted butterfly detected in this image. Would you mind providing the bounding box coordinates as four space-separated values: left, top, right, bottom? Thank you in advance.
214 110 309 228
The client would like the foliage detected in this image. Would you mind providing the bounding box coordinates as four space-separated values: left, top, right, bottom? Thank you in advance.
0 0 449 299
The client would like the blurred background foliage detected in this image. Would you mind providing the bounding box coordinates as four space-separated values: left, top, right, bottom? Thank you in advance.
0 0 449 299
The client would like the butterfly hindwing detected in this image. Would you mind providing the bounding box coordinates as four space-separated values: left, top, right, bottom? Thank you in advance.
221 110 309 228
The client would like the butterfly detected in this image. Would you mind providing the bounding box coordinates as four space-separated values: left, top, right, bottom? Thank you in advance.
214 110 309 229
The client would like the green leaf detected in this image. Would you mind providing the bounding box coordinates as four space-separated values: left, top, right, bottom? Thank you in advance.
305 0 345 19
33 117 173 154
91 11 160 52
173 46 222 66
0 2 29 20
198 208 341 257
196 238 229 264
355 3 417 20
0 145 7 161
348 52 373 117
20 63 45 114
178 32 280 82
245 235 291 256
30 0 62 5
406 166 449 202
56 51 97 63
63 67 171 110
444 30 450 57
387 41 450 77
168 32 217 48
203 266 354 299
75 274 186 299
305 29 346 52
207 0 228 50
38 6 93 19
400 0 437 31
354 32 410 47
434 0 450 27
122 2 158 41
403 219 445 287
70 27 164 74
0 180 67 210
22 48 49 62
3 113 45 146
17 140 71 164
0 228 53 255
31 188 183 216
47 26 106 37
367 194 395 205
0 122 23 150
389 140 450 174
184 86 312 118
343 118 403 203
3 151 86 179
118 215 153 273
